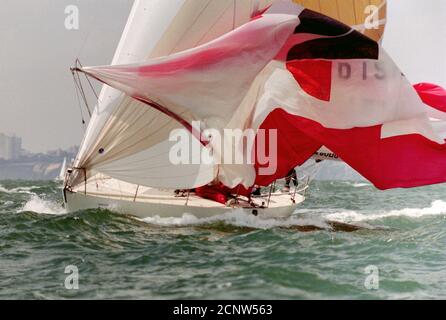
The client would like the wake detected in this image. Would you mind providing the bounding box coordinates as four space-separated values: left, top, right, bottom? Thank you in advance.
4 184 444 227
140 200 446 230
325 200 446 223
140 209 371 231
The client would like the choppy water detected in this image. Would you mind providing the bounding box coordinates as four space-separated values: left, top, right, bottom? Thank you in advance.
1 180 446 299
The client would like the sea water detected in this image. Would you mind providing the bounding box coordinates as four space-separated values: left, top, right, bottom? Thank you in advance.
1 180 446 299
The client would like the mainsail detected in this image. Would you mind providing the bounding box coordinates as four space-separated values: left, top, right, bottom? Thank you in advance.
75 1 446 191
70 0 281 189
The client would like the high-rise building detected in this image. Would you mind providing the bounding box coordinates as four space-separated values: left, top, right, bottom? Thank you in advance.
0 133 22 160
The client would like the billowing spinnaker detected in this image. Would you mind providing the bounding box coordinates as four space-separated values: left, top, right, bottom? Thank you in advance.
80 5 446 190
292 0 388 164
80 14 299 132
71 0 277 189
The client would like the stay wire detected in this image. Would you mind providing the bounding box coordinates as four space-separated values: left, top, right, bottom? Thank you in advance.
71 70 86 130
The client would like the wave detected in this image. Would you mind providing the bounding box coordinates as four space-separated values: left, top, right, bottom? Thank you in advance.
0 184 39 194
0 184 11 193
340 181 371 188
141 209 330 230
140 200 446 229
352 183 371 188
1 183 65 215
19 194 66 215
325 200 446 222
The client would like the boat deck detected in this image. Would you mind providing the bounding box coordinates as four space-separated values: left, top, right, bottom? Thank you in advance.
70 175 305 210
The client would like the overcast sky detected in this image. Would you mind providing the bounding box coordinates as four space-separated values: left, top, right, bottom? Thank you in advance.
0 0 445 152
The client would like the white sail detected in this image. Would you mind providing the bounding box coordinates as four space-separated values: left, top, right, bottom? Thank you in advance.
70 0 275 189
57 157 67 181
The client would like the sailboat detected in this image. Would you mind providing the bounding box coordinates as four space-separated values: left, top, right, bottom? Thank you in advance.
55 157 67 182
64 0 446 220
63 0 388 219
64 0 308 219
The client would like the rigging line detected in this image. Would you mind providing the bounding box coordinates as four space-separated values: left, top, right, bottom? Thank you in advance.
75 71 91 117
73 68 93 118
76 59 99 101
72 71 87 129
84 72 99 101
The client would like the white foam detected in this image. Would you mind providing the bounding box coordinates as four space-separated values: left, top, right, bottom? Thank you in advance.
0 184 11 194
140 209 328 230
0 183 65 215
0 184 38 194
140 200 446 229
340 181 371 188
352 183 371 188
20 194 66 215
325 200 446 222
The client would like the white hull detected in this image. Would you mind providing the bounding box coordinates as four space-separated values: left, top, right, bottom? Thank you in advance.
64 189 303 220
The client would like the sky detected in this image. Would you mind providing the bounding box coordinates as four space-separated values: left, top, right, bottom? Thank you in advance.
0 0 445 153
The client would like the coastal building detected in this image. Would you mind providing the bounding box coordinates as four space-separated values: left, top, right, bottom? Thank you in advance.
0 133 22 160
